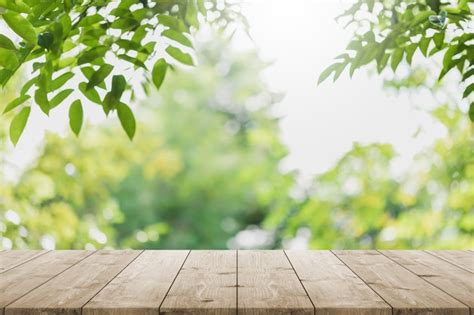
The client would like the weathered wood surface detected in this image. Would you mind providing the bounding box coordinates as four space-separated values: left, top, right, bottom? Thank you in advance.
426 250 474 273
238 250 313 315
84 250 188 315
333 250 470 315
1 250 472 315
286 250 390 315
0 250 46 274
380 250 474 310
5 250 140 315
0 251 92 315
160 250 236 315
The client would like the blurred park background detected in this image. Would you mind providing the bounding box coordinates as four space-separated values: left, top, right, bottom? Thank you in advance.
0 0 473 250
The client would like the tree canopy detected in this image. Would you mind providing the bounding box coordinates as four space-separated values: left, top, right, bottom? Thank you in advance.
318 0 473 121
0 0 242 144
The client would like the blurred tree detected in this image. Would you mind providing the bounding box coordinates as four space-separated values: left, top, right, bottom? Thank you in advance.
265 106 473 249
0 33 293 249
318 0 473 121
268 38 473 247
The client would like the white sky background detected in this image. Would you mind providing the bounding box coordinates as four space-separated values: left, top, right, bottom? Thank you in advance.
238 0 450 181
3 0 454 182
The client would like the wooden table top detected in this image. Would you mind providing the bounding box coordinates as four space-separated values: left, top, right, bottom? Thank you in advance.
0 250 472 314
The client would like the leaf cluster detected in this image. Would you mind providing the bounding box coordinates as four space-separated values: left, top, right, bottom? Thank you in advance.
1 0 242 144
318 0 473 121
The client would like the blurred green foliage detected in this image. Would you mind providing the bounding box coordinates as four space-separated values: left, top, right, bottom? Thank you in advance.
0 33 472 250
0 36 293 249
266 108 473 248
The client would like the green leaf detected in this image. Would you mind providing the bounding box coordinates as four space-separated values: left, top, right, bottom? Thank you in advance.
432 32 445 49
86 64 113 90
34 88 50 115
81 66 106 89
0 69 14 86
50 72 74 91
111 75 126 100
77 46 107 65
3 94 30 114
117 102 136 140
2 11 37 44
333 62 348 81
162 29 193 48
110 18 138 31
391 49 404 72
410 10 435 26
0 47 19 69
152 58 167 90
49 89 73 109
117 54 147 69
0 34 16 50
405 44 417 65
102 92 116 115
9 106 30 145
115 39 145 52
76 13 103 27
463 83 474 99
462 68 474 81
419 38 430 56
377 54 389 73
60 13 72 37
166 46 194 66
442 46 458 71
79 82 102 105
185 0 199 28
69 100 83 136
21 76 38 95
157 15 188 33
318 63 340 85
0 0 30 13
366 0 375 11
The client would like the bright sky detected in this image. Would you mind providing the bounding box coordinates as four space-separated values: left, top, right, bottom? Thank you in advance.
239 0 448 181
4 0 451 182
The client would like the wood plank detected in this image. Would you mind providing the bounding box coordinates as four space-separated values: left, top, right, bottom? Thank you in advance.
426 250 474 273
0 251 92 315
160 250 236 315
83 250 189 315
238 250 314 315
0 250 47 273
286 250 390 315
5 250 141 315
381 250 474 309
333 250 469 315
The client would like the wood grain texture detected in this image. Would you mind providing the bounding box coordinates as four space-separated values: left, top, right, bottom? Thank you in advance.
238 250 314 315
286 250 390 315
5 250 141 315
0 250 47 273
333 250 469 315
426 250 474 273
0 251 92 315
1 250 473 315
160 250 236 315
381 250 474 310
83 250 189 315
